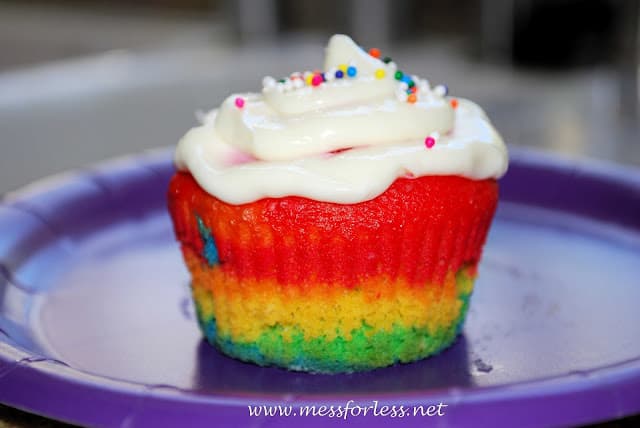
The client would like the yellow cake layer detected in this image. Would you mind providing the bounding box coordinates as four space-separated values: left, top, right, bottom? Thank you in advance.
186 251 475 343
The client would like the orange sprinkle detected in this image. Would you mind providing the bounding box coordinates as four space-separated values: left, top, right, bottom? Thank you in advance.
408 94 417 104
450 98 459 109
369 48 381 58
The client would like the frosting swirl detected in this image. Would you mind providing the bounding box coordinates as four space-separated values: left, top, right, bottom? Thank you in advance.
175 35 508 204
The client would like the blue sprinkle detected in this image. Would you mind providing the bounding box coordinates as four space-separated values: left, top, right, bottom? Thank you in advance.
347 66 357 77
401 75 412 84
335 70 344 79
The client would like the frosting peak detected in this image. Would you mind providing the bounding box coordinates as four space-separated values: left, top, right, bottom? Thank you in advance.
175 35 508 204
217 34 454 162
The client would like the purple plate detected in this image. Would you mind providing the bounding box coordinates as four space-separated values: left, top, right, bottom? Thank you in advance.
1 148 639 428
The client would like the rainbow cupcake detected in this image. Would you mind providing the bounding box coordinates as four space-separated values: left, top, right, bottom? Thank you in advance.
168 35 508 373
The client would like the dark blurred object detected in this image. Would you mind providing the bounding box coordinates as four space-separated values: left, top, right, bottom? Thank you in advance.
9 0 215 13
512 0 616 68
505 0 639 121
615 0 639 122
225 0 479 45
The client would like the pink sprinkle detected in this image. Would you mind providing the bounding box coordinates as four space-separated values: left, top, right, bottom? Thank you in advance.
234 97 245 108
311 74 323 86
425 136 436 149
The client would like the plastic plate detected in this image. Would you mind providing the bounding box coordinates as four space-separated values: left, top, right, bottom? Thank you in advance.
1 148 639 427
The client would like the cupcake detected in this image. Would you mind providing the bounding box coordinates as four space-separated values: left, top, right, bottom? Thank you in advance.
168 35 508 373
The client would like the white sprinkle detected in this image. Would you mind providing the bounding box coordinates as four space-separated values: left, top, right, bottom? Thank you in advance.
293 79 304 89
262 76 276 88
399 82 409 91
387 61 397 71
275 83 284 93
395 88 408 101
419 79 431 91
283 79 293 91
325 68 336 81
434 85 447 97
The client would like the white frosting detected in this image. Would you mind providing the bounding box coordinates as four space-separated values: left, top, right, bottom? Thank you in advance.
175 35 508 204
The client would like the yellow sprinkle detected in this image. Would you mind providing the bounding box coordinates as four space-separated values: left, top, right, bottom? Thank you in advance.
374 68 386 79
338 64 348 73
305 74 313 86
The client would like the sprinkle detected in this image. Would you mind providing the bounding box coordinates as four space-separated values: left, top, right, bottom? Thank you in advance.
407 93 417 104
369 48 381 58
434 84 448 97
425 131 440 149
395 88 408 102
325 68 336 81
424 136 435 149
419 79 430 92
311 74 323 86
383 56 392 64
450 98 459 109
283 79 293 91
335 69 344 79
387 61 397 71
401 75 413 86
234 97 245 108
305 74 314 86
347 66 357 77
408 80 415 88
262 76 276 88
278 79 286 84
374 68 386 79
399 82 409 91
293 79 304 89
410 86 418 94
338 64 348 73
394 70 404 80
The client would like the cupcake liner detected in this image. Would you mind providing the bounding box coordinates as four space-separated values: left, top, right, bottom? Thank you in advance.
168 172 498 372
169 172 498 286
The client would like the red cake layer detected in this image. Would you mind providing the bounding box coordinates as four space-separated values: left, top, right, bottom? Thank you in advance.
168 172 498 287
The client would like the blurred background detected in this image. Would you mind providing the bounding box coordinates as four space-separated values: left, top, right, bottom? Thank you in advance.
0 0 638 195
0 1 639 426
